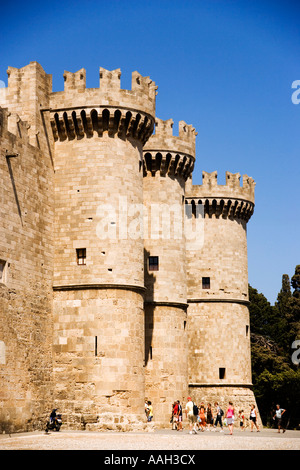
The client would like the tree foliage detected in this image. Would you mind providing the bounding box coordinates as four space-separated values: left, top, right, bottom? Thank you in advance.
249 265 300 429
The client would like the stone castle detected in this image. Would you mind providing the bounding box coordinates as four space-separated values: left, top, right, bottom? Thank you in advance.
0 62 259 432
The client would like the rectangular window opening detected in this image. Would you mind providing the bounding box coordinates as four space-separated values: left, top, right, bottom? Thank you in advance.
219 367 226 380
148 256 159 272
246 325 249 337
95 336 98 356
0 260 7 284
202 277 210 289
76 248 86 265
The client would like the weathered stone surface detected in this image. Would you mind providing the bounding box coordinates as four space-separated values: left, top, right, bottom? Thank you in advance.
0 62 259 433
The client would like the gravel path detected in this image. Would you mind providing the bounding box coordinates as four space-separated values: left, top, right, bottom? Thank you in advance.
1 428 299 451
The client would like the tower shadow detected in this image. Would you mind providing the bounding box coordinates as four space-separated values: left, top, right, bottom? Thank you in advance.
144 247 155 366
6 155 23 225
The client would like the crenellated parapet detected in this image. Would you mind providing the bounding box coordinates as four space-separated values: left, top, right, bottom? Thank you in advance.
143 118 197 180
185 171 255 221
0 62 52 150
4 62 52 100
49 67 157 144
63 68 86 93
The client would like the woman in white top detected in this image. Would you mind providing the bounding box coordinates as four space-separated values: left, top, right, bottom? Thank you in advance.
250 404 260 432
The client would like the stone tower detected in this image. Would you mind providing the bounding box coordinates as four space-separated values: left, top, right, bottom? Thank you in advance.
49 67 157 429
143 118 196 426
185 171 258 415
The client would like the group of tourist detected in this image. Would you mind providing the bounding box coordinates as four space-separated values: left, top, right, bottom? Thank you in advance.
172 397 261 435
147 398 287 434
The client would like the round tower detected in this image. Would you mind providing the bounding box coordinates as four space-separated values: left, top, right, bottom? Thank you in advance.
185 171 260 420
49 67 157 430
143 118 196 427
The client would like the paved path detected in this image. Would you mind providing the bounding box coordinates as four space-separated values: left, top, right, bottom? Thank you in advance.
0 428 299 450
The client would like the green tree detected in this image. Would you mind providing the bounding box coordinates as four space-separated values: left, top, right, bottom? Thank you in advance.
275 274 292 352
289 265 300 342
249 271 300 429
249 285 281 341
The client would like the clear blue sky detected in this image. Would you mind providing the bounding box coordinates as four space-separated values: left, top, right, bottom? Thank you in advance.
0 0 299 304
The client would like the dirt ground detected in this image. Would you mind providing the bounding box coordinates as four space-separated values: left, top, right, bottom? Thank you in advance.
0 428 299 451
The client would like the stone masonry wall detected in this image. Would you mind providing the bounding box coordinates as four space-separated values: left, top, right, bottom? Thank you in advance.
188 302 252 385
0 108 54 432
53 287 145 430
0 61 260 432
187 215 249 302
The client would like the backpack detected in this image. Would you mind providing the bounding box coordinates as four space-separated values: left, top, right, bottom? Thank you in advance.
193 403 199 416
220 408 224 417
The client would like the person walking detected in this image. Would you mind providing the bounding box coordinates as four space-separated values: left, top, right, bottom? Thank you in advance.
213 402 224 432
185 397 198 434
176 400 183 431
238 410 245 431
146 401 153 422
226 402 235 435
273 404 286 433
206 403 214 431
198 403 206 432
250 404 260 432
172 401 178 430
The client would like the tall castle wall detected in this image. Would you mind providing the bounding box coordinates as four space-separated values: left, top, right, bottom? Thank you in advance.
143 118 196 426
49 68 157 430
0 106 54 432
185 171 260 420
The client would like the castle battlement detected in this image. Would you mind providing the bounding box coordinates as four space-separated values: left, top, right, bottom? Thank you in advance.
187 170 255 201
144 117 197 156
49 67 157 117
185 170 255 221
2 63 157 111
63 68 86 92
5 62 52 98
0 63 157 146
49 67 158 144
62 67 158 100
0 62 52 149
142 118 196 180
